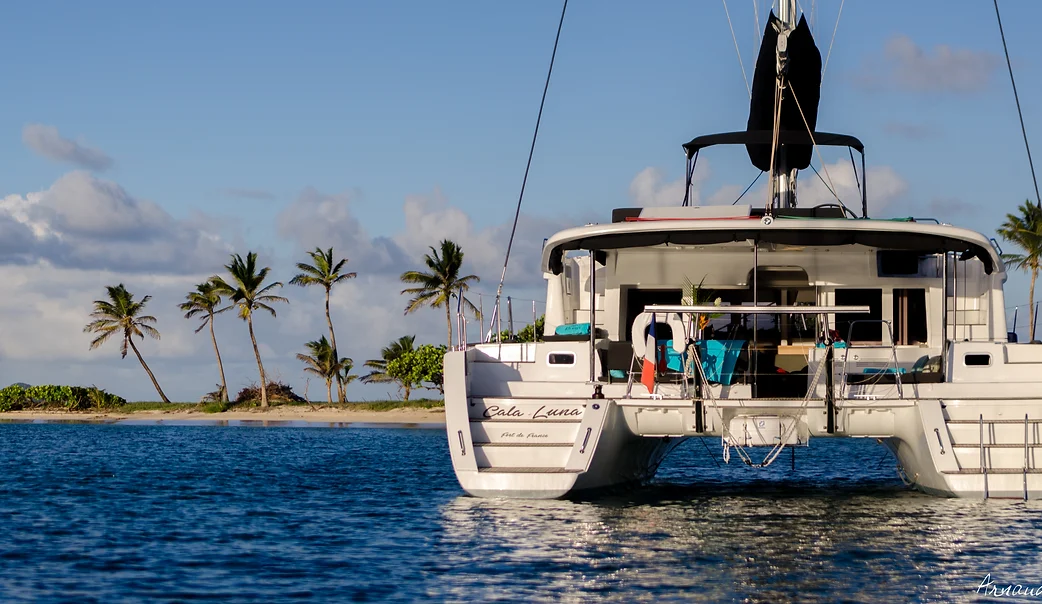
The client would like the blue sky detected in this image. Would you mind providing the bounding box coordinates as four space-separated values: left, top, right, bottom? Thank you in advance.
0 1 1040 400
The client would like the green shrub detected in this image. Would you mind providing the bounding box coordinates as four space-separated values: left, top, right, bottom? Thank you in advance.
0 384 126 412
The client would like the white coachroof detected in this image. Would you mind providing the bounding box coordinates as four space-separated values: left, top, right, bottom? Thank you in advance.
541 215 1003 276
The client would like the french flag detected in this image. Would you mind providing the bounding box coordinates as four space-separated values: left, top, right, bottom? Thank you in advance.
641 314 659 393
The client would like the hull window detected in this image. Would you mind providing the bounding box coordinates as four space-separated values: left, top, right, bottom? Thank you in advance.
548 352 576 366
964 354 991 367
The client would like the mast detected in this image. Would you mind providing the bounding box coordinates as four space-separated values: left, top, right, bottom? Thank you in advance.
775 0 798 209
745 2 821 212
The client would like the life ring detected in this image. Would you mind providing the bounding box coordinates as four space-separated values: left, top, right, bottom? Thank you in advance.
631 312 687 359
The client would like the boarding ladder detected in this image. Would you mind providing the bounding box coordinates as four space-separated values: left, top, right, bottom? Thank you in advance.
942 414 1042 500
839 320 903 399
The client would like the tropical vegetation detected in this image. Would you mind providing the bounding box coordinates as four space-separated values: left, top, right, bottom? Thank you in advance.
60 238 485 407
179 280 231 402
211 252 289 407
386 344 448 396
998 201 1042 341
362 335 417 400
83 284 170 403
400 239 480 348
297 335 358 404
0 384 126 412
290 247 356 403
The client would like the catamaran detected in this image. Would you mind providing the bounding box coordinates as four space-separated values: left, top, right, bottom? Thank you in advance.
444 2 1042 500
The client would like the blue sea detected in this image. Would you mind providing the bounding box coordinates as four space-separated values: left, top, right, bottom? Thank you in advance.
1 423 1040 602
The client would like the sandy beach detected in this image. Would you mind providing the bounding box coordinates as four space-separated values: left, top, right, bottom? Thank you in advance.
0 406 446 427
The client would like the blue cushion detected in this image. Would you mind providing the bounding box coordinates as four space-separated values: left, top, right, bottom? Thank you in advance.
609 369 627 379
554 323 590 336
697 340 744 385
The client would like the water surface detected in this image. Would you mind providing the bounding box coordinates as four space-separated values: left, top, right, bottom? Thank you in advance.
0 424 1038 602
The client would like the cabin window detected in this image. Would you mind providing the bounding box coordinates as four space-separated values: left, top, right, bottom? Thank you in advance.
547 352 575 366
878 251 925 277
894 289 928 345
835 289 883 342
964 354 991 367
623 288 682 342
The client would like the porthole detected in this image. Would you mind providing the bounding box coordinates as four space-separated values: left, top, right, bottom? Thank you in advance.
964 354 991 367
548 352 575 366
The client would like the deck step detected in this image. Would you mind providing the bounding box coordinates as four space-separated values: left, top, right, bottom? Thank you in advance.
473 442 574 448
942 468 1042 475
477 467 579 474
946 419 1042 425
472 418 581 424
951 443 1042 448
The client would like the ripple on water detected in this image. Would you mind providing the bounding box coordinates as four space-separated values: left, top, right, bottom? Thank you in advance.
0 424 1040 602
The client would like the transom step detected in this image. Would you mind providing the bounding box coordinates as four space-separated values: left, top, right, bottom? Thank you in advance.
942 468 1042 475
477 467 579 474
473 442 574 447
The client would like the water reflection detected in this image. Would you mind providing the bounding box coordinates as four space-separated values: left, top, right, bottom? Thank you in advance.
434 439 1042 602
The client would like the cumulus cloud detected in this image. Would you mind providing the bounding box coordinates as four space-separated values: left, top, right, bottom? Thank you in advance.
798 161 908 214
857 35 999 94
0 171 232 274
277 186 575 289
22 124 114 171
628 161 712 207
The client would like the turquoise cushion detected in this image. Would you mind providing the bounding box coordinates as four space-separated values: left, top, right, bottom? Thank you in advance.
555 323 591 336
609 369 627 379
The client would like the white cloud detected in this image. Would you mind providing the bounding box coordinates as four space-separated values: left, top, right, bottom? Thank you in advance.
798 161 907 214
0 171 232 273
857 35 999 94
22 123 114 171
628 161 712 208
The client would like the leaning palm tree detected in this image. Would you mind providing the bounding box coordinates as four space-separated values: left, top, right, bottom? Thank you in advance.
998 201 1042 340
289 247 356 403
400 239 480 348
84 284 170 403
362 335 416 400
296 336 354 404
211 252 288 407
179 280 231 402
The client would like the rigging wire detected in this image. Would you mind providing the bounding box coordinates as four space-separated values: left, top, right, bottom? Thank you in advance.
723 0 752 99
993 0 1041 209
820 0 845 80
493 0 568 314
732 171 765 205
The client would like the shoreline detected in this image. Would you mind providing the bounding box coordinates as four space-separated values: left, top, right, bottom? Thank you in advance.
0 407 446 428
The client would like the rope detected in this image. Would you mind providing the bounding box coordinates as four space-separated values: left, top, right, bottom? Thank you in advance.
493 0 568 316
820 0 845 80
723 0 752 99
993 0 1041 209
766 76 784 211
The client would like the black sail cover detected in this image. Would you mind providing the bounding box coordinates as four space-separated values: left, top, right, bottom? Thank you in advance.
746 12 822 172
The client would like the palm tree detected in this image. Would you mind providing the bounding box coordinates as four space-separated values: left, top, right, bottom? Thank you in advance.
179 280 231 402
400 239 480 348
297 336 355 404
362 335 416 400
84 284 170 403
998 201 1042 340
289 247 356 403
212 252 288 407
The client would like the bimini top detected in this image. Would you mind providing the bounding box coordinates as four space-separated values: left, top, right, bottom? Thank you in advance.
541 216 1002 275
682 130 864 159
